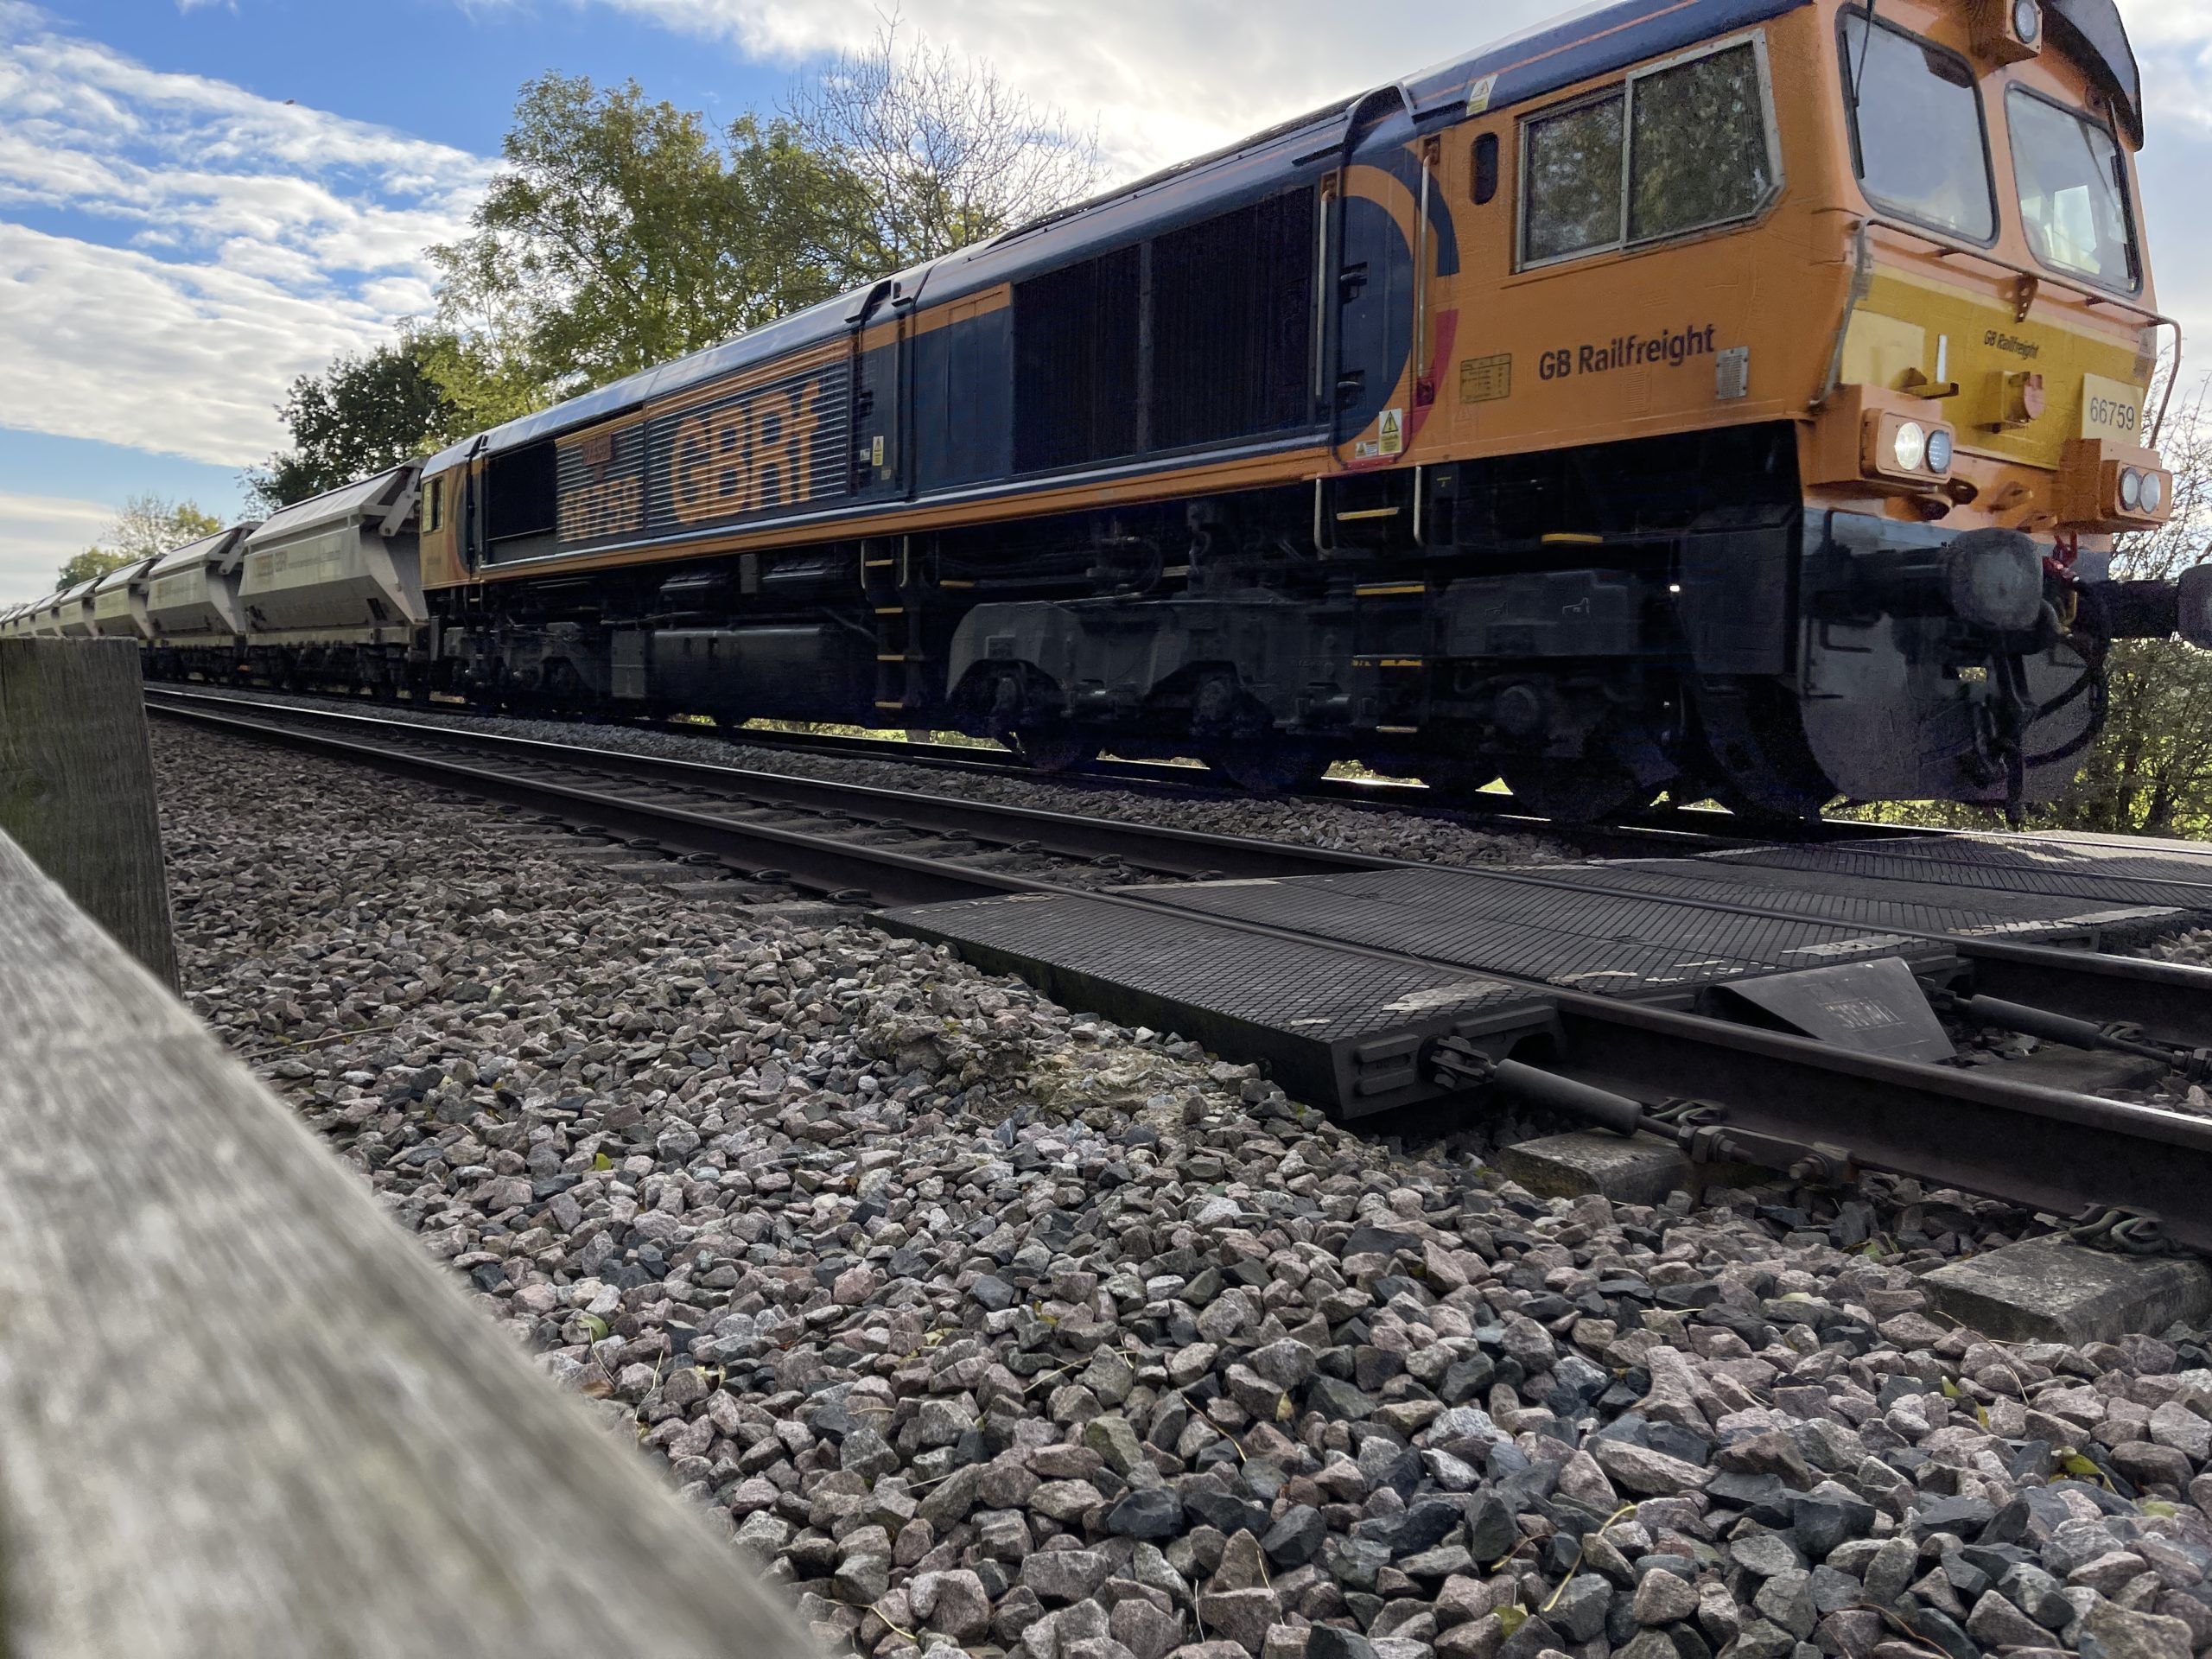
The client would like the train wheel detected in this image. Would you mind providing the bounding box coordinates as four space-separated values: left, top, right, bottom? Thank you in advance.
1498 760 1662 824
1007 727 1092 773
1210 745 1328 796
1691 679 1837 825
1421 760 1506 805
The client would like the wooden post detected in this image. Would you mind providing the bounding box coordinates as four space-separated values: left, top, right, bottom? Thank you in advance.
0 638 179 988
0 830 817 1657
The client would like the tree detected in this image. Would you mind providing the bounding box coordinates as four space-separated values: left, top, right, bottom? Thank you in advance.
781 20 1104 271
54 549 132 590
422 31 1103 410
57 496 224 588
428 76 870 397
246 338 455 512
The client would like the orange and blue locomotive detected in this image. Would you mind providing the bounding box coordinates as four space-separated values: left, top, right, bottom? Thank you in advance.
68 0 2212 819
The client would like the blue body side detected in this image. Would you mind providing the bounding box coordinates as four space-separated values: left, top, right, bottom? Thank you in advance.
913 311 1014 492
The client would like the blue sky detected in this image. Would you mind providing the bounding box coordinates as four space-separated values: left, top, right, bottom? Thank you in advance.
1 0 2208 603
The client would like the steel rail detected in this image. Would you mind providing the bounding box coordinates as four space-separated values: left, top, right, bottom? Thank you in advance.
147 685 1451 858
154 699 1058 906
145 690 1417 885
138 683 1877 859
1061 881 2212 1253
1545 995 2212 1254
160 689 2212 1247
151 690 2212 1045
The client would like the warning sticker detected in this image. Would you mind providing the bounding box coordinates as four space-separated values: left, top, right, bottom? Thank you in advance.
871 435 886 467
1377 409 1405 457
1465 73 1498 115
1459 354 1511 404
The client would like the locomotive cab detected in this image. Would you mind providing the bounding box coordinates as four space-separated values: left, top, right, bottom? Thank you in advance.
1781 0 2203 816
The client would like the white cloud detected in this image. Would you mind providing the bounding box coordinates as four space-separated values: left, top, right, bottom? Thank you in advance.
0 224 397 464
0 491 112 606
580 0 1571 175
633 0 2208 159
0 5 493 467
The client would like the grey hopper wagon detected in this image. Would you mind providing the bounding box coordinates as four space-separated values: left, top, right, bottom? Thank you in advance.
87 557 163 642
237 468 423 643
50 582 97 639
146 525 259 645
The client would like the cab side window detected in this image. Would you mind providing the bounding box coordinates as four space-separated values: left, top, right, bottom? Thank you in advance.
1524 96 1624 262
1630 43 1776 240
1520 35 1781 268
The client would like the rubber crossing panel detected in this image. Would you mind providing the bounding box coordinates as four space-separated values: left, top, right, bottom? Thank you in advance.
1142 868 1949 995
1706 836 2212 912
882 892 1556 1120
1541 857 2197 948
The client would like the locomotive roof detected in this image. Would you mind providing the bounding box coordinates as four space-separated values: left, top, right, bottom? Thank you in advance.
428 0 2141 475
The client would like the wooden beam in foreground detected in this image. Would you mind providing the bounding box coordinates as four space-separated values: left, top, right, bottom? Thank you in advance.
0 829 816 1658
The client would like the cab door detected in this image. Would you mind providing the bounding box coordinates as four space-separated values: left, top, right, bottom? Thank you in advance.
848 279 905 502
1330 90 1418 461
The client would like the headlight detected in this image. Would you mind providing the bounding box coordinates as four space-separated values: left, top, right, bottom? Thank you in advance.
2120 468 2145 512
1924 429 1954 474
2142 471 2166 515
2013 0 2042 43
1894 422 1928 472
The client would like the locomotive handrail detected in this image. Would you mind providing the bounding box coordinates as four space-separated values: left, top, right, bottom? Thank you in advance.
1836 210 2172 328
1818 212 2183 444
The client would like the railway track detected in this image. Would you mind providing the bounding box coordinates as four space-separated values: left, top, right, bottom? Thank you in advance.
149 684 2212 1255
143 689 1416 902
142 682 1855 861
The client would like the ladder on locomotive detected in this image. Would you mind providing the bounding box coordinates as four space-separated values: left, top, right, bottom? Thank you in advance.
863 535 928 719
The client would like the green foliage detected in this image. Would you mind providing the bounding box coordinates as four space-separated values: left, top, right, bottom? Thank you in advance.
255 25 1096 492
2047 638 2212 836
2038 383 2212 836
58 496 225 588
54 548 133 590
429 76 871 397
246 338 455 511
410 327 552 442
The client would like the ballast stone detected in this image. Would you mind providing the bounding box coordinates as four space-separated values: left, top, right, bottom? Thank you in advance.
1922 1236 2212 1344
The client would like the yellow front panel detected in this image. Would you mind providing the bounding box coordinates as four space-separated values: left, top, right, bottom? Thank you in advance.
1840 267 2145 467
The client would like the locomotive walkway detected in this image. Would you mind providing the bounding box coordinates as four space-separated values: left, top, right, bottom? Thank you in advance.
148 685 2212 1258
